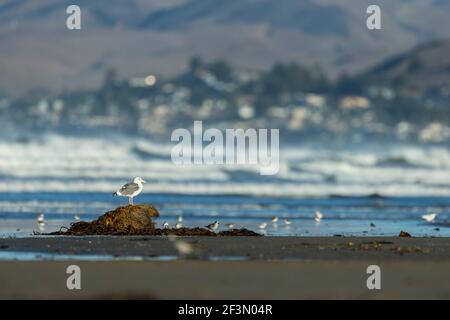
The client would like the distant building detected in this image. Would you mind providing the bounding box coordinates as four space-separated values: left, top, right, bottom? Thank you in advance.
340 96 370 110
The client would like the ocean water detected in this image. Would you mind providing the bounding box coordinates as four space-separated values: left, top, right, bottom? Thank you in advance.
0 134 449 237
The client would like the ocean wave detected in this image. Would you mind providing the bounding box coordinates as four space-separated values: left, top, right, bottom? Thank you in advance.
1 134 450 197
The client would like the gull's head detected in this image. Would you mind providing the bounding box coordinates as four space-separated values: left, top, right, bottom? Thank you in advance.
134 177 146 184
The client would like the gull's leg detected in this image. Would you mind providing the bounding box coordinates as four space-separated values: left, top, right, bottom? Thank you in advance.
128 196 132 205
130 196 134 205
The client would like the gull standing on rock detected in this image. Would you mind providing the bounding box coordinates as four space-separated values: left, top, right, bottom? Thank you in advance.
113 177 146 205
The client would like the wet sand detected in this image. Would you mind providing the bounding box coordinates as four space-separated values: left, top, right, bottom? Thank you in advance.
0 236 449 299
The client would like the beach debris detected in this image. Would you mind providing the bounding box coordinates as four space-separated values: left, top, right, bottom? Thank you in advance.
218 229 261 236
399 230 412 237
205 221 219 231
175 222 183 229
393 246 430 255
162 221 170 229
421 213 437 223
259 222 268 229
112 177 146 205
314 210 323 223
283 219 292 225
226 223 235 229
47 205 260 236
271 216 279 223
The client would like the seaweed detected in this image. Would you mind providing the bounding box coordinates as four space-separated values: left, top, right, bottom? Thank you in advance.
46 204 260 237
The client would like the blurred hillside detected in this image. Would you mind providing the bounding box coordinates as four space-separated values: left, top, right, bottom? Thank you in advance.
1 38 449 145
1 0 450 96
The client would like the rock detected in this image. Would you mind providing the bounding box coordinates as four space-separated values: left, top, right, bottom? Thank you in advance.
51 204 159 235
48 204 260 236
97 204 159 231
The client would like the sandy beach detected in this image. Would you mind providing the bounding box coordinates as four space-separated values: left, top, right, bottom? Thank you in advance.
0 236 449 299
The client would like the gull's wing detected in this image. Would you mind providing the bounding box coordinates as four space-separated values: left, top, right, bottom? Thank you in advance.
117 182 140 196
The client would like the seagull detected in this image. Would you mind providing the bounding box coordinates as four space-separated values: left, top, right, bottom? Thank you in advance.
259 222 267 229
37 213 45 225
205 221 219 231
315 210 323 222
271 216 279 223
226 223 235 229
284 219 292 225
175 222 183 229
162 221 170 229
113 177 146 205
422 213 438 223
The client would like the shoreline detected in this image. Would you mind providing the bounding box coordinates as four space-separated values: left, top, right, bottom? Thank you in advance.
1 236 450 261
1 236 449 299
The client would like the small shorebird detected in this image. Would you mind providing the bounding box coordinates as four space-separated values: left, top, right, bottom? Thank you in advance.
175 222 183 229
284 219 292 225
314 210 323 222
113 177 146 205
259 222 267 229
422 213 438 223
168 235 195 257
205 221 219 231
162 221 170 229
37 213 45 225
177 215 183 222
271 216 279 223
226 223 235 229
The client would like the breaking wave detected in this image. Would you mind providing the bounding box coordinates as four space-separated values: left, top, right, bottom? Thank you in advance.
1 134 450 197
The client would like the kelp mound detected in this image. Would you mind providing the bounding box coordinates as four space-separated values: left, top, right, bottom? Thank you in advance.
49 204 260 236
51 204 159 235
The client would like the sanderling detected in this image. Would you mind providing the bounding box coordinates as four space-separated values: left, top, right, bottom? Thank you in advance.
37 213 45 225
422 213 438 223
113 177 146 205
271 216 279 223
162 221 170 229
175 222 183 229
314 210 323 222
284 219 292 225
226 223 235 229
259 222 267 229
168 235 194 256
205 221 219 231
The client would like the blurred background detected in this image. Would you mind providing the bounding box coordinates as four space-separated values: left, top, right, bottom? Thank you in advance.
0 0 449 236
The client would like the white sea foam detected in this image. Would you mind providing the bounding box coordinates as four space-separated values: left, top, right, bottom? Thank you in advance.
1 134 450 197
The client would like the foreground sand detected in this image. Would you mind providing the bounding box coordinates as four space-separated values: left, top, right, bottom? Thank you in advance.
0 236 449 299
